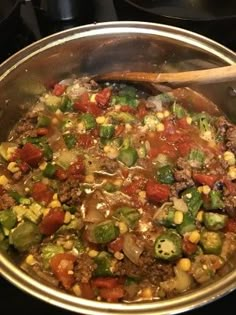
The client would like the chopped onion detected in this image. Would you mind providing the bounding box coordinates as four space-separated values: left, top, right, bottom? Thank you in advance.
59 78 75 86
146 95 163 111
84 207 105 223
173 198 188 213
66 83 87 99
123 233 144 265
174 267 193 292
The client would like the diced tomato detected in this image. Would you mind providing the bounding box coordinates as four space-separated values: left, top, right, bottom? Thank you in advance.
193 173 219 187
52 83 66 96
92 277 119 289
68 157 85 180
95 87 112 108
182 237 198 256
163 118 176 135
39 208 65 235
77 134 93 149
146 180 170 203
18 161 30 173
9 148 21 162
50 253 76 289
177 142 194 157
80 283 95 299
224 218 236 233
121 167 129 179
223 178 236 195
55 168 68 181
36 128 49 136
108 236 124 253
149 143 177 159
137 102 148 119
20 143 43 167
115 124 125 137
119 105 135 113
122 178 147 196
31 182 54 205
99 286 124 302
177 117 191 129
87 102 103 116
74 92 102 116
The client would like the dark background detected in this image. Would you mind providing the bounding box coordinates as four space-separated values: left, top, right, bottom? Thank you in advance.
0 0 235 314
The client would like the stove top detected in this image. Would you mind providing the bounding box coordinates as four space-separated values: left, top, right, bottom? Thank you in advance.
0 1 236 314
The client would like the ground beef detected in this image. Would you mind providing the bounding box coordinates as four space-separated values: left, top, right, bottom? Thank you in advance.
100 158 119 174
114 250 174 285
10 111 38 140
58 179 82 206
175 157 191 170
226 126 236 154
215 116 231 140
170 182 194 197
0 191 16 210
171 161 194 197
74 253 97 283
223 195 236 218
12 170 23 182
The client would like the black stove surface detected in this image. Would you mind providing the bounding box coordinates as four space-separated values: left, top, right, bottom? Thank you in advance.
0 0 236 314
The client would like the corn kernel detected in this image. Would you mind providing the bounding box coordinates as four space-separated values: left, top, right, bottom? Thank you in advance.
88 249 99 258
85 174 95 183
114 251 124 260
104 145 119 159
63 240 74 250
125 123 132 131
228 166 236 180
174 211 184 225
156 123 165 132
25 254 37 266
118 221 128 234
156 112 164 119
77 122 85 133
53 193 58 200
52 117 59 125
72 284 82 297
6 147 17 160
96 116 106 124
141 287 153 299
196 210 204 222
163 110 170 118
64 211 72 224
39 161 47 171
43 208 50 216
138 191 147 204
7 162 20 173
188 230 201 244
202 185 211 195
49 200 61 208
224 151 235 166
177 258 191 271
0 175 9 185
197 186 203 193
186 117 192 125
90 93 97 103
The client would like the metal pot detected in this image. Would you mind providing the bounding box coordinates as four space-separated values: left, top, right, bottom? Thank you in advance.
0 22 236 315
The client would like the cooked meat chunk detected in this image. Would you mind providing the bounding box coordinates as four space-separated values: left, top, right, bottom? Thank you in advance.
226 126 236 154
74 253 97 283
58 179 82 206
11 111 38 139
223 196 236 217
100 158 119 174
215 116 231 140
220 232 236 261
0 191 16 210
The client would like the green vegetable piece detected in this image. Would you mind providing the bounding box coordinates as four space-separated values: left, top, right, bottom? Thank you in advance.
125 276 140 286
91 220 119 244
0 226 4 242
56 149 78 169
42 143 53 161
157 165 175 184
43 163 56 178
110 111 136 123
41 244 64 268
188 149 205 167
63 134 77 149
118 147 138 167
10 221 42 252
93 251 113 276
200 230 223 255
23 203 43 224
63 204 77 214
80 113 96 130
113 207 141 228
103 183 118 193
74 239 85 254
203 212 228 231
60 96 73 112
112 88 138 107
177 212 196 235
0 209 17 229
0 239 9 251
172 103 187 118
182 187 203 217
100 124 115 139
153 204 175 228
209 190 224 209
9 191 22 203
143 114 159 131
154 231 182 261
37 115 51 128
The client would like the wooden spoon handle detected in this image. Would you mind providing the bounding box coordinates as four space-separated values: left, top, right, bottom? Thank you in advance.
94 64 236 85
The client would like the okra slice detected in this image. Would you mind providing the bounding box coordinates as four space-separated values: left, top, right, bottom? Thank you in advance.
203 212 228 231
113 207 141 229
200 230 223 255
154 231 182 261
93 251 113 277
118 147 138 167
88 220 119 244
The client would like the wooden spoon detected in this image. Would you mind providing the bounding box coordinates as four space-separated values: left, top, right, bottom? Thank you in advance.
93 64 236 86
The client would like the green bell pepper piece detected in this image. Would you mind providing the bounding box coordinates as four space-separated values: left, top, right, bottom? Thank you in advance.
118 147 138 167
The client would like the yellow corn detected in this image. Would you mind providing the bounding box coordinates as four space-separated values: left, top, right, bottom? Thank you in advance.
156 112 164 119
174 211 184 225
88 249 99 258
90 94 97 103
186 117 192 125
118 222 128 234
177 258 191 271
85 174 95 183
104 145 119 159
48 200 61 208
114 252 124 260
64 211 72 224
72 284 82 297
141 287 153 299
39 161 47 171
163 110 170 118
96 116 106 124
196 210 204 222
224 151 235 166
53 193 58 200
202 185 211 195
228 166 236 180
25 254 37 266
188 230 201 244
156 123 165 132
7 162 20 173
0 175 9 185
